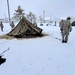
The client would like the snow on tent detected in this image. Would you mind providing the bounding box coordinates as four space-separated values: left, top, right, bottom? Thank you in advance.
7 17 43 38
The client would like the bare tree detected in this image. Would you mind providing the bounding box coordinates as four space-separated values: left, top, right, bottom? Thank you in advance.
39 16 43 24
26 12 36 24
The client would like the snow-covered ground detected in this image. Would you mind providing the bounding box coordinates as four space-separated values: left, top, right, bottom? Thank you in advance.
0 23 75 75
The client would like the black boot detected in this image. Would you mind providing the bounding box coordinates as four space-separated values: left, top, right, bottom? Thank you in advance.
64 41 67 43
62 40 65 43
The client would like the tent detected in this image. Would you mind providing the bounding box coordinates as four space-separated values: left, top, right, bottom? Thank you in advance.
7 17 43 38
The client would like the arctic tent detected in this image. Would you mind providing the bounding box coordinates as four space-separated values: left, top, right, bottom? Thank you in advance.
7 17 43 38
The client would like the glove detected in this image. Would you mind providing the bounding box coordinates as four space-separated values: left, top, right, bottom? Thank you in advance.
69 29 72 32
61 29 63 31
70 30 71 32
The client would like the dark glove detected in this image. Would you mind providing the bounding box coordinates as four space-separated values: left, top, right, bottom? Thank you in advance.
69 29 72 32
70 30 71 32
61 29 63 31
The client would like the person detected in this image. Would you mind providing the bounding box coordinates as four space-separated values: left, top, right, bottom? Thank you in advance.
0 22 4 31
33 21 37 27
10 21 15 30
60 17 72 43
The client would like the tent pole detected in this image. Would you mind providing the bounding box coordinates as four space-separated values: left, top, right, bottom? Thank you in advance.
43 10 45 23
7 0 11 25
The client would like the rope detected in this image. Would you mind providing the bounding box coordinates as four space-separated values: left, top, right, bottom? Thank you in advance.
0 39 13 46
0 47 10 56
50 34 61 41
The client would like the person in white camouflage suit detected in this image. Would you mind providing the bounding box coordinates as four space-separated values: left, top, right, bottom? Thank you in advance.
60 17 72 43
0 22 4 31
10 21 15 30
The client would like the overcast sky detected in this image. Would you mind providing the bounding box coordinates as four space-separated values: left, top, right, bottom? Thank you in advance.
0 0 75 18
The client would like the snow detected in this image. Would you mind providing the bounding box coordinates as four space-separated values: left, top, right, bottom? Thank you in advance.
0 23 75 75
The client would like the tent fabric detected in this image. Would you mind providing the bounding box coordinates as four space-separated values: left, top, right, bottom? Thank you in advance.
7 17 43 38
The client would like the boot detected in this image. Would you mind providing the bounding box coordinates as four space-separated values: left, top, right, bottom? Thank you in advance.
62 40 65 43
64 41 67 43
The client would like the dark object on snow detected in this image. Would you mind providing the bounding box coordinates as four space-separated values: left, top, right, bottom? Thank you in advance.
46 24 49 26
7 17 43 38
0 56 6 65
71 21 75 26
0 48 10 56
40 24 43 26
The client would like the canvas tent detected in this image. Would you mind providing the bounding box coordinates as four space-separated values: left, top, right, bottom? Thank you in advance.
7 17 43 38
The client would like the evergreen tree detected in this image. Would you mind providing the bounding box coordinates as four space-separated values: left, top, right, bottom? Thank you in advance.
13 5 25 21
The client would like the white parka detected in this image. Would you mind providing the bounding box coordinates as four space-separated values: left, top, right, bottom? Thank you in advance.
60 19 72 35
